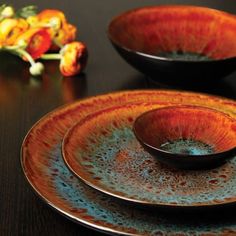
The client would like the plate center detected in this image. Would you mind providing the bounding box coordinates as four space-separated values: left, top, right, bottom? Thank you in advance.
160 139 214 155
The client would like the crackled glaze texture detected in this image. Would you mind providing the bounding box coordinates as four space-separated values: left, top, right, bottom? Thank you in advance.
63 104 236 206
109 5 236 60
21 90 236 235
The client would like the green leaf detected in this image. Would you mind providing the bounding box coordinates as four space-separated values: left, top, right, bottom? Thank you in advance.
16 5 38 19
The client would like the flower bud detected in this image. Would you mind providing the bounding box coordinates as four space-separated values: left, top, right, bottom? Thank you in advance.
1 6 15 18
59 41 88 76
29 62 44 76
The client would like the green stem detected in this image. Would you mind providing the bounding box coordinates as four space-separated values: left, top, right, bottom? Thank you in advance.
40 53 61 60
15 48 35 65
3 45 24 50
1 45 45 76
2 46 36 66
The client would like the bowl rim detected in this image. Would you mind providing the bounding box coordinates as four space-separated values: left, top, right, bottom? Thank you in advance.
107 5 236 63
133 104 236 158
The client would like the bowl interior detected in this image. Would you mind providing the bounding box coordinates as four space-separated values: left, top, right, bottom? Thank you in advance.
134 106 236 155
109 5 236 60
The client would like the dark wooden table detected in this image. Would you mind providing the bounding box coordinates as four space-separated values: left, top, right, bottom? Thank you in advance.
1 0 236 235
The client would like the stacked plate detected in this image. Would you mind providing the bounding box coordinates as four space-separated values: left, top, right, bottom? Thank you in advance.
21 90 236 235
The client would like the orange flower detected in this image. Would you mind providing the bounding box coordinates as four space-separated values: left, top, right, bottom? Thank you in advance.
35 9 76 50
15 27 51 59
0 18 29 45
37 9 66 26
51 23 76 50
59 41 88 76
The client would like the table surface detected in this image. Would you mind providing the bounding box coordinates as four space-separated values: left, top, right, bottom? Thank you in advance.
1 0 236 235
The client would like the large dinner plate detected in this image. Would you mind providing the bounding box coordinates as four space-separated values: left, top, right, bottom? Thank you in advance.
21 90 236 235
62 102 236 207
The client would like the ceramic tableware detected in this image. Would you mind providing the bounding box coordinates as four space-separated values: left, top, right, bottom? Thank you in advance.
133 105 236 169
63 103 236 206
108 5 236 86
21 90 236 235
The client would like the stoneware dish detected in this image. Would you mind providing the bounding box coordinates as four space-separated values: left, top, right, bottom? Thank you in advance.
21 90 236 235
63 102 236 206
133 105 236 170
108 5 236 86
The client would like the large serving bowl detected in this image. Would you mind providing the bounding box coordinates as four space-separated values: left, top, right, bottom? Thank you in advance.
108 5 236 86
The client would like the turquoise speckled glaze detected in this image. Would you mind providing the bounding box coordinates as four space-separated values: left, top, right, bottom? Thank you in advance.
157 52 211 61
52 143 236 235
21 90 236 235
63 103 236 206
160 139 214 155
51 143 236 235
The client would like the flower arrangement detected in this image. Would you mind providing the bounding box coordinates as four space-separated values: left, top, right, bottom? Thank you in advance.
0 4 88 76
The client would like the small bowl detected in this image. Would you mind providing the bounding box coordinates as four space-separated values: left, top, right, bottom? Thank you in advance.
133 105 236 169
108 5 236 86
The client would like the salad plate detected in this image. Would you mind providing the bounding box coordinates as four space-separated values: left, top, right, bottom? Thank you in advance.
21 90 236 235
63 103 236 207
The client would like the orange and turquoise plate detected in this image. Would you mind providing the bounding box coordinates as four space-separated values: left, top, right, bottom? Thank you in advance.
62 102 236 207
21 90 236 235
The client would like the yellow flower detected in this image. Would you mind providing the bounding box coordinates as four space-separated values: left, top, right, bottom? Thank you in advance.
26 15 39 27
0 18 29 45
59 41 88 76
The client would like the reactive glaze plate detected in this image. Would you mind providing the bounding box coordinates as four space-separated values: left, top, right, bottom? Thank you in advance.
63 103 236 207
21 90 236 235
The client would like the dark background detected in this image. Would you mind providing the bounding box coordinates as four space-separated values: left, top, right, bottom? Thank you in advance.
1 0 236 235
